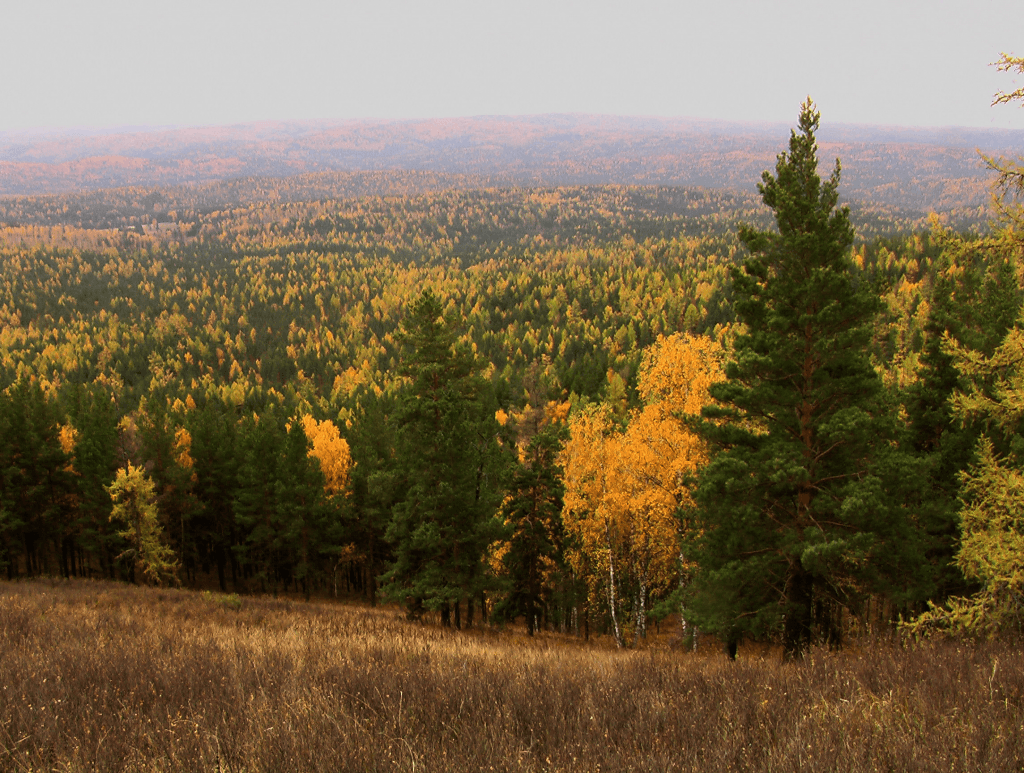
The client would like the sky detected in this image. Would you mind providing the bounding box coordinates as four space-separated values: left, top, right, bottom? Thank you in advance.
3 0 1023 133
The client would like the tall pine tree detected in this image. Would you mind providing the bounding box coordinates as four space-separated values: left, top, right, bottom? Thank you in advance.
688 101 920 659
379 289 504 625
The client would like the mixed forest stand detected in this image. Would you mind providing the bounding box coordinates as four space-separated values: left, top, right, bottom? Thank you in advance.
2 91 1023 650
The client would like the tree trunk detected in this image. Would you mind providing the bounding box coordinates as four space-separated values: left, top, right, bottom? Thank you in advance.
783 565 814 660
215 546 227 592
635 573 648 642
725 633 739 660
606 523 624 648
368 538 377 607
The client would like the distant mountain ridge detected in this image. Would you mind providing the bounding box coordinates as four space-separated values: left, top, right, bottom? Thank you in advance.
1 114 1021 212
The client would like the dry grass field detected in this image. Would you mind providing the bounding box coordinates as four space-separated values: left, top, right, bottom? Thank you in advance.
1 579 1022 772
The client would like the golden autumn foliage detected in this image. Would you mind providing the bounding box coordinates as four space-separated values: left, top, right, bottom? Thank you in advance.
0 160 962 615
107 463 179 586
301 415 353 497
560 334 724 644
58 424 78 456
173 427 194 471
633 333 725 507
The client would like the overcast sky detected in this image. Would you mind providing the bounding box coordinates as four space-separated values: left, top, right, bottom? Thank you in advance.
3 0 1023 133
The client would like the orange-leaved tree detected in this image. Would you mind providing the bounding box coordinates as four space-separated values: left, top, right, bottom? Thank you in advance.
301 415 353 497
561 333 723 646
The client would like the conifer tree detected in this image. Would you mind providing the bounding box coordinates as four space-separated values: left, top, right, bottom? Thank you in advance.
67 384 121 579
108 462 178 585
688 101 919 659
185 398 239 592
276 416 328 599
903 56 1024 635
379 289 504 624
907 324 1024 637
234 409 285 592
346 386 401 606
494 421 567 635
905 238 1020 601
0 381 75 578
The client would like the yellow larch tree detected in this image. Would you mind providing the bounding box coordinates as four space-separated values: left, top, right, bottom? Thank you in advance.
108 462 179 586
173 426 195 478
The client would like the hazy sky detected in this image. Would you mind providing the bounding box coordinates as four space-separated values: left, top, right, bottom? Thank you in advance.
4 0 1023 133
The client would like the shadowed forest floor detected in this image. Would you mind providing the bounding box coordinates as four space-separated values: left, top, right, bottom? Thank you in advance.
1 579 1022 772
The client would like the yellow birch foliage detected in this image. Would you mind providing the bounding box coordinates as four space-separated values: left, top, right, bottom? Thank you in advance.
561 404 620 595
561 334 724 604
634 333 725 508
301 415 353 497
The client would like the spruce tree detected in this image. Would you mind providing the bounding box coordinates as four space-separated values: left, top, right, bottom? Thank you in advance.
275 416 329 600
688 101 918 659
234 409 285 591
67 384 120 579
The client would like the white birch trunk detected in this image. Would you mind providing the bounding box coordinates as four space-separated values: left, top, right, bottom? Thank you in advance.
637 573 647 641
677 549 698 651
607 521 624 648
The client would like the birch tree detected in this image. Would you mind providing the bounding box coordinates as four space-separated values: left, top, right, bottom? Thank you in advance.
560 334 723 646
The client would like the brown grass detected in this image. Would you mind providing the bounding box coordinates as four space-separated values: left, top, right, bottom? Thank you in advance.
1 579 1022 772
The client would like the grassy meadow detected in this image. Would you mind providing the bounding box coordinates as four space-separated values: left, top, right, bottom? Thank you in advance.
1 579 1022 772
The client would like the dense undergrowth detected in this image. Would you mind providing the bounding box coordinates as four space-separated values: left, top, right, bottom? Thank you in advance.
1 579 1021 772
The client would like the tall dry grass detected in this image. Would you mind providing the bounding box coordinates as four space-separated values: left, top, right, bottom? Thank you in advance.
1 578 1022 772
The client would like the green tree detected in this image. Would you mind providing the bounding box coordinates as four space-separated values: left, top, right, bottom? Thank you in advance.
0 381 75 578
904 55 1024 637
907 325 1024 637
185 397 240 591
379 289 504 625
345 385 401 606
275 415 329 600
136 399 199 584
905 236 1020 602
233 409 286 592
493 421 567 635
687 100 919 659
66 384 121 579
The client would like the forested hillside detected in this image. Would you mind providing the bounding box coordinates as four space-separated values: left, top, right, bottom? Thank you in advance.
0 182 942 407
0 104 1020 651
